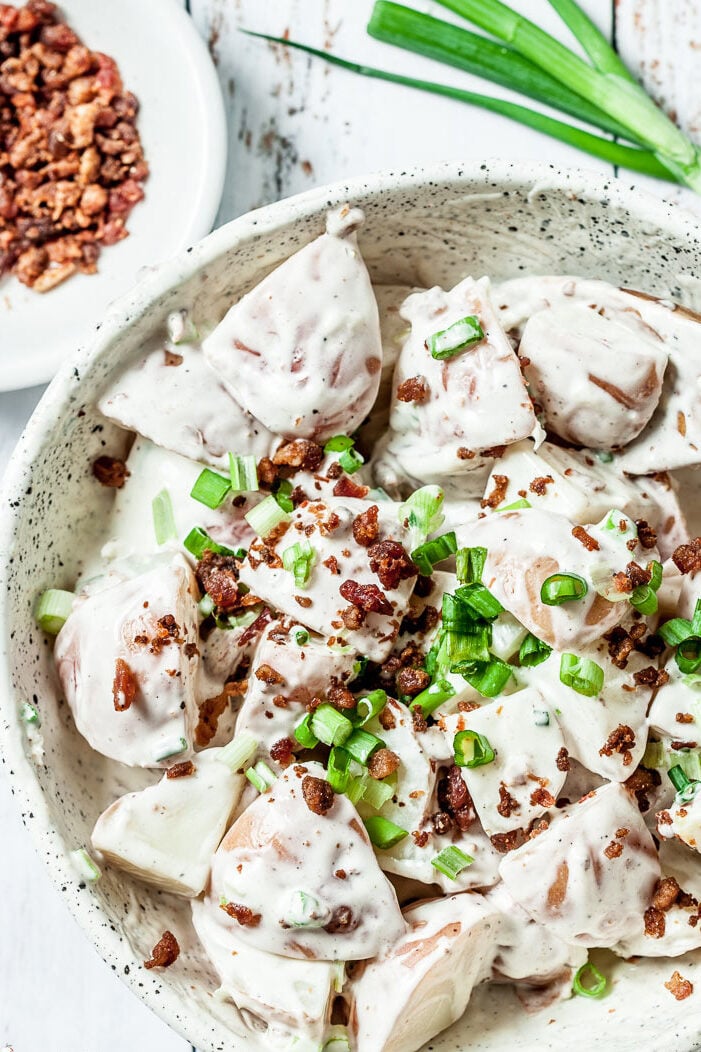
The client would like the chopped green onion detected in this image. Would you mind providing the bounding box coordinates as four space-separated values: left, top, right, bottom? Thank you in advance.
442 623 492 665
431 845 474 879
677 637 701 675
294 713 319 750
455 656 512 698
630 560 664 616
19 701 40 725
69 848 101 883
351 655 369 683
246 760 277 793
229 452 259 493
572 962 607 999
275 479 295 513
519 633 552 668
345 728 384 766
245 494 290 539
691 598 701 636
152 488 177 545
442 592 474 632
218 732 258 772
327 747 352 793
285 890 328 929
282 540 316 588
658 617 694 647
345 774 367 806
454 728 495 768
363 815 408 848
595 450 614 463
311 704 354 747
411 530 457 575
190 468 231 509
496 498 532 512
428 314 484 359
454 583 503 621
540 572 588 606
669 764 691 794
339 447 364 474
398 485 445 540
198 593 216 618
649 561 664 592
362 775 397 810
356 689 387 724
155 737 188 762
214 607 261 632
676 751 701 783
183 526 244 560
409 677 456 716
533 709 550 726
323 1026 352 1052
295 628 310 646
559 653 604 697
456 545 487 585
324 435 355 453
602 509 637 538
35 588 74 635
642 740 666 769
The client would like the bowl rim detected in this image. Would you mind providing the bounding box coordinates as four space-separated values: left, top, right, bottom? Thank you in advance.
2 157 701 1049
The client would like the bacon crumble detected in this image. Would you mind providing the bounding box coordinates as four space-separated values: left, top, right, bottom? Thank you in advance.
529 475 554 496
92 455 129 488
302 775 335 815
665 971 693 1001
143 930 180 969
272 440 324 472
571 525 600 551
672 537 701 576
396 375 429 403
339 580 393 616
368 539 418 590
332 476 369 499
480 474 509 509
166 760 195 779
367 748 400 780
635 519 657 550
112 657 137 711
220 902 262 927
599 724 636 766
396 666 430 697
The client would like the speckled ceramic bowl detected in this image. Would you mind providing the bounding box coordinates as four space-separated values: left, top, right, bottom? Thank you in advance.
2 161 701 1052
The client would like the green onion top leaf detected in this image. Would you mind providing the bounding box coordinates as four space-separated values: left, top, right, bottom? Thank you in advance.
454 728 495 768
559 652 604 697
540 572 588 606
572 961 607 999
456 545 488 584
190 468 231 509
431 844 474 880
428 314 484 359
363 815 409 849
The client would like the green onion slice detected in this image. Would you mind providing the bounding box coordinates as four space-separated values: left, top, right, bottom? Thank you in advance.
294 713 319 750
676 637 701 675
398 485 445 540
454 582 503 621
324 435 355 453
409 677 456 716
190 468 231 509
519 633 552 668
246 760 277 793
69 847 102 883
658 617 694 647
245 494 290 539
411 530 458 575
361 774 396 810
431 845 474 879
455 656 512 698
218 731 258 772
183 526 244 560
442 623 492 666
154 736 188 762
275 479 295 513
559 653 604 697
152 489 177 545
339 447 364 474
428 314 484 359
572 962 607 998
363 815 409 849
327 747 352 793
496 498 532 512
19 701 40 725
345 728 384 766
669 764 691 794
356 689 387 724
35 588 74 635
454 729 495 768
282 540 316 589
229 452 259 493
540 572 588 605
295 628 310 646
311 704 354 747
456 545 487 585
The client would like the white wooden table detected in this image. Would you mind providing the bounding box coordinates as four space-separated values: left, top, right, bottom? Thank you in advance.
1 1 698 1048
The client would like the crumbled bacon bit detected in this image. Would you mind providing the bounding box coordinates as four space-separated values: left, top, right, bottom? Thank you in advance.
295 595 312 608
166 760 195 779
431 811 453 835
530 787 556 808
396 375 429 403
183 642 198 659
652 877 681 911
555 747 570 772
368 539 418 591
368 748 400 780
324 906 357 934
340 604 365 630
529 475 554 496
599 724 636 766
672 537 701 576
239 608 273 647
194 689 230 748
257 456 279 487
624 765 661 813
302 775 335 815
497 784 520 818
255 663 284 685
572 525 599 551
220 902 262 927
636 520 657 550
339 580 393 615
352 505 379 548
604 840 623 859
480 445 507 459
400 604 440 637
332 476 369 499
626 561 652 588
327 677 356 711
665 971 693 1000
633 666 669 689
164 350 183 367
270 737 296 767
414 575 434 598
437 765 475 831
457 447 476 460
676 712 695 724
603 623 649 668
490 829 528 854
671 739 698 750
411 708 428 734
412 829 430 848
323 555 341 575
657 809 673 826
335 869 347 880
143 931 180 969
92 455 129 488
272 440 324 472
196 551 240 612
379 706 396 731
481 474 509 509
643 906 665 938
396 666 430 697
112 657 137 711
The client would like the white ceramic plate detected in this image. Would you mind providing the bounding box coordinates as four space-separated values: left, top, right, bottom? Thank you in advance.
0 0 227 392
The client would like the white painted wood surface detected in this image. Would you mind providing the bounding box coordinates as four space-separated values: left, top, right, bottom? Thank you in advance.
0 1 697 1048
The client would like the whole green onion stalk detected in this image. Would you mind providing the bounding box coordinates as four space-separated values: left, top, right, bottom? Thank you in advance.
243 0 701 190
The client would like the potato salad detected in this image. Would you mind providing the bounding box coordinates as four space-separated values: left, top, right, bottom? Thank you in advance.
35 205 701 1050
